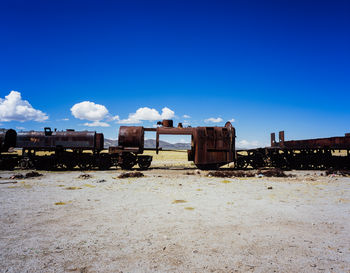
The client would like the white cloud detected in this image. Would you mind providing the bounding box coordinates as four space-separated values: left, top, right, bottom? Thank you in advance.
16 126 25 130
118 107 175 124
0 91 48 122
83 121 110 127
71 101 108 121
228 118 235 123
61 118 69 121
183 114 191 119
161 107 175 119
237 140 260 149
204 117 223 123
111 115 120 121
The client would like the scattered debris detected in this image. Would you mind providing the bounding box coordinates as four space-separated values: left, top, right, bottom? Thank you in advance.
118 172 144 179
326 168 350 176
207 170 255 178
78 174 92 179
267 186 273 190
185 171 196 175
172 200 187 204
10 174 24 179
257 168 291 177
97 179 106 183
208 169 292 178
9 171 43 179
25 171 42 178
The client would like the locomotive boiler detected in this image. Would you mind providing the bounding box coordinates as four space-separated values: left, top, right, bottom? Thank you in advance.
15 127 108 170
16 127 104 152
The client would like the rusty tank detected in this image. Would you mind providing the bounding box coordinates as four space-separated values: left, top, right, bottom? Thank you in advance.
16 127 104 151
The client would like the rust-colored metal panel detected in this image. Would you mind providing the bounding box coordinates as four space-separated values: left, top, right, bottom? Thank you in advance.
118 126 144 153
95 133 104 150
192 125 235 167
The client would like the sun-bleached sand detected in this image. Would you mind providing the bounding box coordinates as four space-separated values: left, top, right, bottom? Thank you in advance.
0 160 349 272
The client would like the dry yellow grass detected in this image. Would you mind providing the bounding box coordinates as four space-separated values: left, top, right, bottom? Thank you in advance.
143 150 188 161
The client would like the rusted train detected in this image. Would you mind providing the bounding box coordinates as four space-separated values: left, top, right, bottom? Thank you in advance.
1 120 350 170
0 120 235 170
236 131 350 170
0 127 152 170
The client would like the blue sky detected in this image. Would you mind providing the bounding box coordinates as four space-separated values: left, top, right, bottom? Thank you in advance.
0 0 349 147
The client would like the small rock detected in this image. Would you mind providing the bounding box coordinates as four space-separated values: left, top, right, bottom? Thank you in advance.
78 174 92 179
118 172 144 179
10 174 24 179
25 171 42 178
267 186 273 190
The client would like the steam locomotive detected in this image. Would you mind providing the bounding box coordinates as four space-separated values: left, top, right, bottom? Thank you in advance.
1 119 350 170
0 127 152 170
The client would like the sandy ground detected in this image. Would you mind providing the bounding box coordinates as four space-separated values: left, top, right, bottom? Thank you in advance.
0 155 350 272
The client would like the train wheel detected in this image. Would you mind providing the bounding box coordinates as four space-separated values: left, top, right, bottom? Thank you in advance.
235 156 249 169
120 153 136 170
138 156 152 170
64 162 76 170
78 162 91 170
19 157 34 169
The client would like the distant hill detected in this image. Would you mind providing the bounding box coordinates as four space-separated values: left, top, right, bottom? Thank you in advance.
144 139 191 150
104 138 191 150
104 138 252 150
104 139 118 148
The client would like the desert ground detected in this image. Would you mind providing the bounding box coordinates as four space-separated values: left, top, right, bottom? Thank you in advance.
0 151 349 273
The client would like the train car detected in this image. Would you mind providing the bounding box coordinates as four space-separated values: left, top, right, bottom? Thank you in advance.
109 119 236 170
15 128 110 170
236 131 350 170
12 127 152 171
